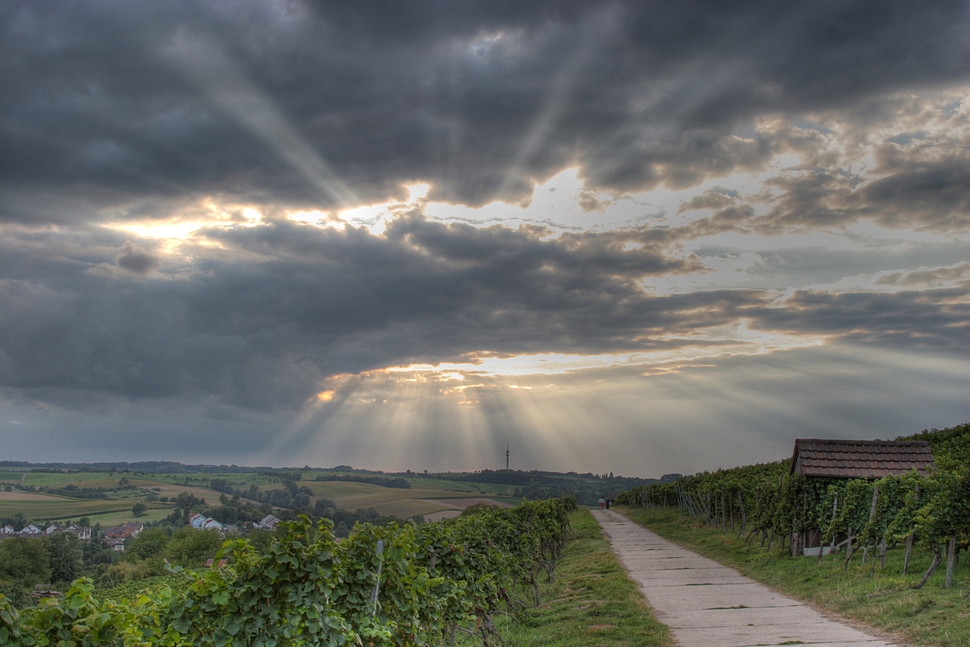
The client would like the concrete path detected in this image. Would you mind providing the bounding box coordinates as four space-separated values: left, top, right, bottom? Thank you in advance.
591 509 900 647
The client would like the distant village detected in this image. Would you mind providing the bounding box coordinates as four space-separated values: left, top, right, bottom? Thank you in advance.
0 513 281 553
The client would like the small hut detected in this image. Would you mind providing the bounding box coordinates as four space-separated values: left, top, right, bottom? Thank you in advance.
790 439 936 552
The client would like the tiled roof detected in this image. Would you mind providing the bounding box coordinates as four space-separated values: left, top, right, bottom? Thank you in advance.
791 439 935 479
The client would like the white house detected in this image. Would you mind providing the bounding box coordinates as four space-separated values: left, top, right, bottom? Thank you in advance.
19 524 41 536
202 518 223 531
258 514 280 530
189 513 223 531
45 525 60 535
0 525 14 535
66 524 92 541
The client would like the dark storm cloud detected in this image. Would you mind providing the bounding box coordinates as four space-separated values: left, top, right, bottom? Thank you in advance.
1 217 967 413
2 0 970 221
116 242 159 274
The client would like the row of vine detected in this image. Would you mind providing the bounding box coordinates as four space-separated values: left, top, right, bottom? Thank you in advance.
616 424 970 589
0 496 576 647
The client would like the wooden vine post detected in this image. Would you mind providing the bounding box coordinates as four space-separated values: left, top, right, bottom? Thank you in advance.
721 487 727 531
861 485 879 566
903 483 919 575
946 535 957 588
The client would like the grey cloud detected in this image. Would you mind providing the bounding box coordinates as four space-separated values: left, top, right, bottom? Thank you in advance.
670 146 970 236
3 0 970 222
876 262 970 287
858 156 970 231
756 286 970 352
1 216 967 414
116 242 158 274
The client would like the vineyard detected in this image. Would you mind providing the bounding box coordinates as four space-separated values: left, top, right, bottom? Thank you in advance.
616 423 970 589
0 497 575 647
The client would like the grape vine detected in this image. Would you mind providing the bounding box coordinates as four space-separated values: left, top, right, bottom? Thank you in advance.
0 497 576 646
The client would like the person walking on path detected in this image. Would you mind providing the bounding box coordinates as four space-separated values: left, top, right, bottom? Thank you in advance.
598 496 605 509
590 508 901 647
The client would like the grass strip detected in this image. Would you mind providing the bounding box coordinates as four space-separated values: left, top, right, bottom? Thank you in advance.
619 506 970 647
497 508 677 647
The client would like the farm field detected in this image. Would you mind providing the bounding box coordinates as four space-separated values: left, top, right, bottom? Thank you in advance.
0 491 169 522
1 461 639 525
301 480 512 518
405 476 519 496
0 466 522 524
81 507 173 527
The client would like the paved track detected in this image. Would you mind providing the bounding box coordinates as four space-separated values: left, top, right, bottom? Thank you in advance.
591 509 900 647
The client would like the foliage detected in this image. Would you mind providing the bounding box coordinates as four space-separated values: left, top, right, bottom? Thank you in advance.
5 497 577 646
617 422 970 585
0 537 51 603
444 469 655 506
46 532 84 585
163 526 224 568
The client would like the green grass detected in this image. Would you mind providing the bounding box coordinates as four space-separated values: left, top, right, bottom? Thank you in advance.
496 509 677 647
0 496 170 523
619 506 970 647
82 506 173 527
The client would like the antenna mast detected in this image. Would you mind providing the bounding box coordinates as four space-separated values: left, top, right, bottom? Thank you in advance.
506 443 510 470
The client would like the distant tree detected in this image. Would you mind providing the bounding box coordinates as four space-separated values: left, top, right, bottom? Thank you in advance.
82 538 116 569
164 527 223 567
132 502 148 517
0 537 51 588
281 479 299 496
77 517 90 527
46 532 83 584
127 527 170 560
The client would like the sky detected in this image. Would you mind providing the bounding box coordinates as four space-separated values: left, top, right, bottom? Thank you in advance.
1 1 969 477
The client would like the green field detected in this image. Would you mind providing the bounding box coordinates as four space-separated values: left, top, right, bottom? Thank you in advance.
0 494 170 522
298 481 511 518
0 467 520 524
80 507 173 527
402 476 518 496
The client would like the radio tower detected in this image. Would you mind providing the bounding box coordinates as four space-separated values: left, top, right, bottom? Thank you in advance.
505 444 510 471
